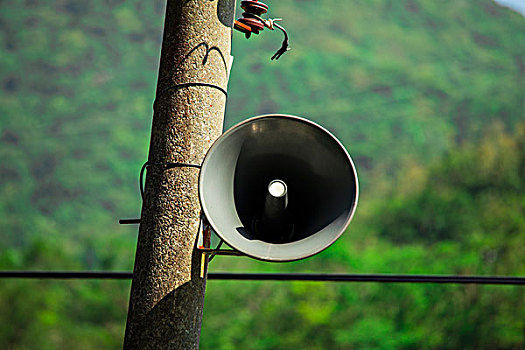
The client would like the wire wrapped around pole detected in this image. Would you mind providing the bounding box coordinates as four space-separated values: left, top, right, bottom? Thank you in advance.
139 161 201 199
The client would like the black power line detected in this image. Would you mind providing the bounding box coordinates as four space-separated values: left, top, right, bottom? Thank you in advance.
0 271 132 280
0 271 524 285
209 273 525 285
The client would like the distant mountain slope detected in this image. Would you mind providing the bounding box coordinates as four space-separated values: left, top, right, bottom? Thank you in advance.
1 1 524 348
0 0 523 259
228 0 525 180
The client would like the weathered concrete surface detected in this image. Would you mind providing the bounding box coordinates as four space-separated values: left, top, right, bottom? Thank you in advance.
123 1 234 349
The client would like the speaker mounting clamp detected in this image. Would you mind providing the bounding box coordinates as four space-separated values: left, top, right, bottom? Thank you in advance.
197 217 247 277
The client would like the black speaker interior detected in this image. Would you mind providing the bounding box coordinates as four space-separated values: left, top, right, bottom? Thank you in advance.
199 114 358 261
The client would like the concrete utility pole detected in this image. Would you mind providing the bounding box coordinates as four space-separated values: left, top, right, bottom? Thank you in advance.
124 1 234 349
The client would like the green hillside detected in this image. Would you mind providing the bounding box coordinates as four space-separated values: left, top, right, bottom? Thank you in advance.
0 0 524 348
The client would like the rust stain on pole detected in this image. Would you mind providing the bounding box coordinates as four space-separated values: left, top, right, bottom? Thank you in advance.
123 0 234 349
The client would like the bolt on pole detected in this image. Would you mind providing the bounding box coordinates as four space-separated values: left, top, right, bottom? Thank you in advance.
123 1 234 349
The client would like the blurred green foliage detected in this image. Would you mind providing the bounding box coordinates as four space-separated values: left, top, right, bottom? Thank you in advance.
0 0 524 348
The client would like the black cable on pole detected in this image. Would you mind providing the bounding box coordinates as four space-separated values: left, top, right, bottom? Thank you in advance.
139 161 201 199
1 271 524 285
160 82 228 98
